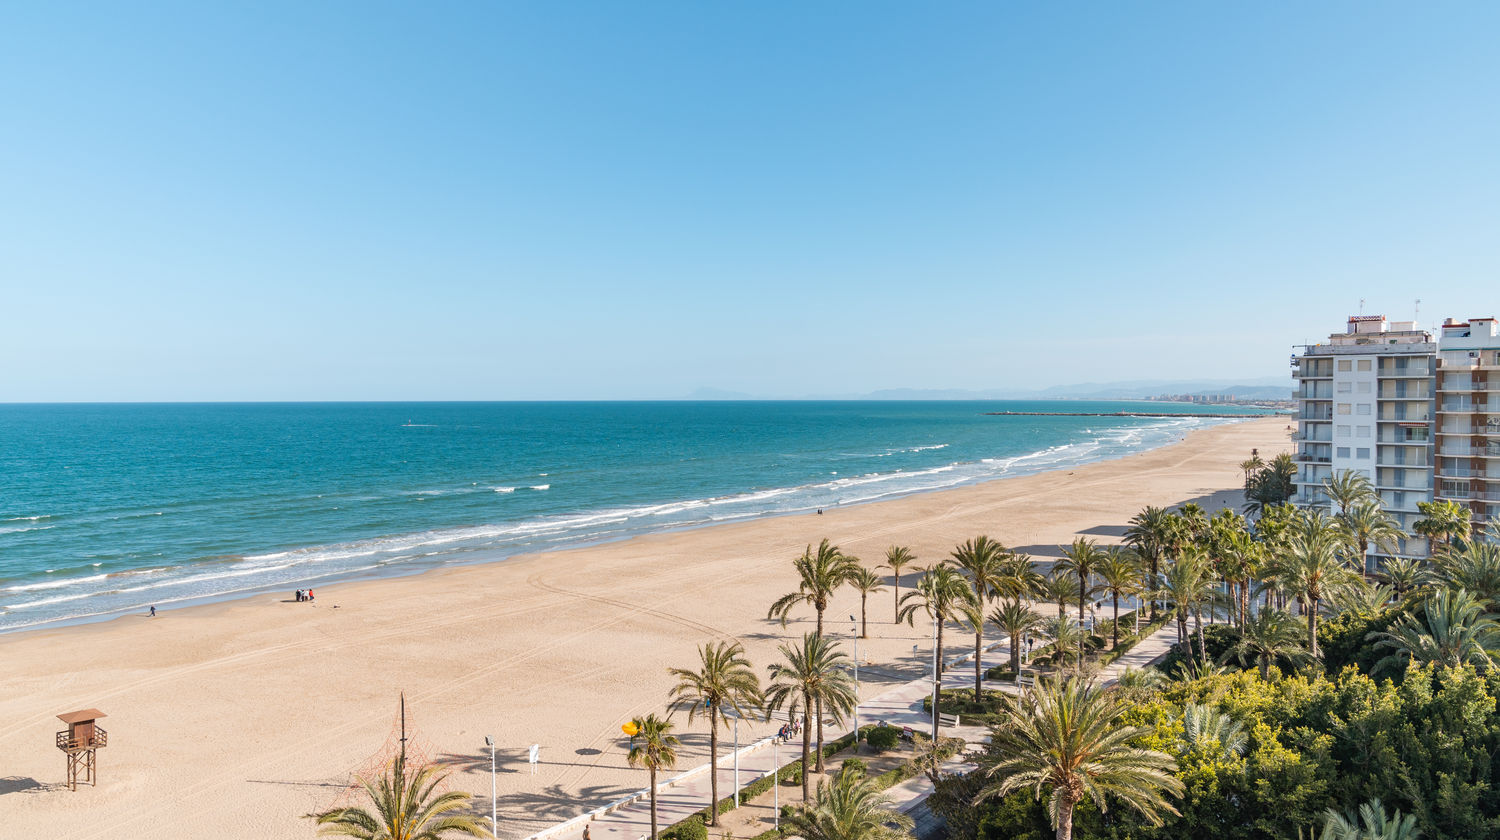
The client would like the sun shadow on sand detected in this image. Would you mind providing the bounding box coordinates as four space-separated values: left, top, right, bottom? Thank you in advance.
0 777 55 796
246 777 349 790
498 783 639 823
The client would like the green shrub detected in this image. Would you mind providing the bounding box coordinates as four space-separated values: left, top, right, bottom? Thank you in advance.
661 816 706 840
866 725 900 752
840 757 866 778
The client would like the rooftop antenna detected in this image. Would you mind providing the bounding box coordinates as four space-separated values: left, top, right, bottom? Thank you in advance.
1415 298 1421 324
1359 298 1366 315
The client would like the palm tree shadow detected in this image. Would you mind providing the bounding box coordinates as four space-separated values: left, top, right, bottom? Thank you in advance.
496 782 639 822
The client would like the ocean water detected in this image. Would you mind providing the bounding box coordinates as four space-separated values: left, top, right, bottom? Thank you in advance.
0 401 1271 632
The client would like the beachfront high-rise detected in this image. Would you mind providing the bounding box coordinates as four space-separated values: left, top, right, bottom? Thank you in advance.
1435 317 1500 533
1292 315 1437 562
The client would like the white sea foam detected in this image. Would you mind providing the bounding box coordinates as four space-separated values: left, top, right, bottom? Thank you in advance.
3 573 109 593
493 487 516 493
529 484 550 491
0 524 56 535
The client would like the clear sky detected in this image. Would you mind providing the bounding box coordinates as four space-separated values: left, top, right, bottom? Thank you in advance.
2 2 1496 401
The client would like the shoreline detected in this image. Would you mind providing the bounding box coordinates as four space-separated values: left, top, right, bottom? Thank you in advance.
0 416 1289 840
0 414 1254 638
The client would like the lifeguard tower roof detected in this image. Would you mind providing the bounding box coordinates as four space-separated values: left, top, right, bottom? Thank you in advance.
57 709 106 725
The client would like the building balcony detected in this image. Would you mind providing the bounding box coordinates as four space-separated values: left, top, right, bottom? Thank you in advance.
1440 401 1500 413
1300 410 1334 421
1437 445 1500 458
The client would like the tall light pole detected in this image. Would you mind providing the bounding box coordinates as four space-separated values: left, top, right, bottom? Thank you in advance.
772 735 779 829
733 713 740 800
483 736 496 833
850 615 860 738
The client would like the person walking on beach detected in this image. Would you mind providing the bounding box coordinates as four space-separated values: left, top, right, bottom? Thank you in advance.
307 588 314 602
149 605 156 617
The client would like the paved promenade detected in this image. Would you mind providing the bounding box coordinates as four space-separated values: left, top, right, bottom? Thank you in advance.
532 616 1177 840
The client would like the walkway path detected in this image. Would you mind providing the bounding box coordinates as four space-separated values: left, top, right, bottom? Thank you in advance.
530 618 1177 840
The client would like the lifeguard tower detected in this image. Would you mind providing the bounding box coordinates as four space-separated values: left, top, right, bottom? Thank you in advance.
56 708 107 791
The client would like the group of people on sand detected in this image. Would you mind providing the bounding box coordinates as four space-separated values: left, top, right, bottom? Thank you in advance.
295 588 315 602
775 715 805 743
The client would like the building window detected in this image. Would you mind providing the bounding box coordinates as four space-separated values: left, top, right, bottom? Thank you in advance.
1357 426 1371 438
1338 403 1352 415
1339 360 1353 372
1337 382 1352 393
1358 359 1372 371
1337 447 1351 458
1337 425 1351 438
1357 404 1371 415
1357 381 1372 393
1357 447 1370 459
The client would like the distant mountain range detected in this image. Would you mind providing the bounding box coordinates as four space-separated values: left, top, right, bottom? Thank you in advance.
684 378 1293 401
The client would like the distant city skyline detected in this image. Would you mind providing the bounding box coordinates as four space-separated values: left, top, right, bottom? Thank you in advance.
2 3 1497 401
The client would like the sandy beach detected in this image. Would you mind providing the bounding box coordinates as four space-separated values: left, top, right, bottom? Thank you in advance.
0 417 1287 839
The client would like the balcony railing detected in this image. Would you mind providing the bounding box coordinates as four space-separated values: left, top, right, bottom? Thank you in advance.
56 727 107 752
1441 400 1499 412
1437 444 1500 457
1380 365 1433 377
1439 380 1500 392
1300 409 1333 421
1295 453 1332 464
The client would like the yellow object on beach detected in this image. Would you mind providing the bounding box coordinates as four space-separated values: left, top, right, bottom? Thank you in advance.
621 721 639 736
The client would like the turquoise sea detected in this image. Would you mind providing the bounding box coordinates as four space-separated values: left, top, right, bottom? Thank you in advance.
0 401 1272 632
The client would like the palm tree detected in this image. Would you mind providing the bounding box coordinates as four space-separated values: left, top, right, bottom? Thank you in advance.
898 565 977 677
307 750 491 840
1221 608 1316 679
949 535 1012 604
1159 549 1217 664
990 599 1047 678
1095 548 1140 649
1326 578 1396 616
1414 499 1472 553
1282 510 1357 657
1339 499 1404 576
1180 702 1247 759
1056 538 1107 662
974 675 1184 840
1127 506 1175 620
1436 535 1500 605
1320 798 1421 840
1323 469 1378 518
1040 570 1076 622
768 538 857 637
949 536 1011 698
1244 454 1298 516
765 632 859 792
997 552 1046 603
782 763 914 840
1239 454 1265 489
625 714 680 840
1041 614 1086 671
882 546 916 623
1379 555 1432 598
668 641 762 826
1367 588 1500 675
847 566 884 639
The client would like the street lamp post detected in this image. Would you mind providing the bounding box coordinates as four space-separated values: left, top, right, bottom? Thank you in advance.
733 714 739 801
772 735 779 829
851 616 860 739
483 736 496 833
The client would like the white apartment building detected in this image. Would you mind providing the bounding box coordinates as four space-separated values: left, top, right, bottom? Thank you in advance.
1435 317 1500 533
1292 315 1436 562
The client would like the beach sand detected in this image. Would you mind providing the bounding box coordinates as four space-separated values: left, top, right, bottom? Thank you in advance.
0 416 1288 839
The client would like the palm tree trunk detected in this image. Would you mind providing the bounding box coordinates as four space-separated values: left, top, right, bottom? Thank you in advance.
1112 592 1120 648
1150 556 1160 620
816 605 824 639
650 767 659 840
1259 655 1269 681
860 593 868 638
893 575 901 623
1309 597 1320 657
815 697 824 773
1056 793 1076 840
974 630 983 703
800 693 811 801
709 717 719 825
936 616 946 675
1195 608 1206 665
1009 631 1021 675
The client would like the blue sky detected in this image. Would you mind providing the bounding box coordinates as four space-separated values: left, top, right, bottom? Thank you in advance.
2 2 1496 400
